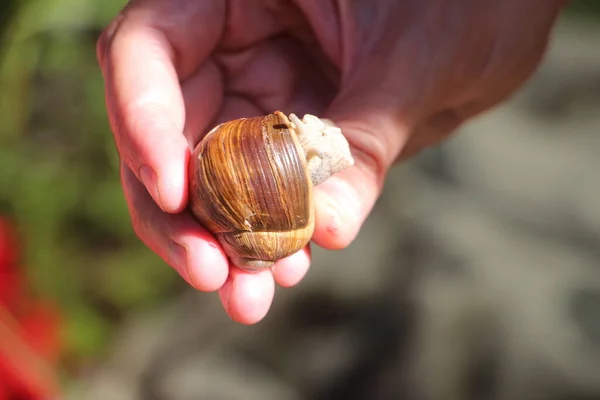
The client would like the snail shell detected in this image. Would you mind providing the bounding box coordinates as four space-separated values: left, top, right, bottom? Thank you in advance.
188 111 354 271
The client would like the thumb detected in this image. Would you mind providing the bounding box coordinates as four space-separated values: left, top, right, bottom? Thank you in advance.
311 92 412 250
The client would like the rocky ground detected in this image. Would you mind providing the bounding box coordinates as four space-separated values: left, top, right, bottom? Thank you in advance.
64 18 600 400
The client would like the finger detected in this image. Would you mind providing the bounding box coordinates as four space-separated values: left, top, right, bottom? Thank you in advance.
312 104 411 250
121 163 229 292
219 268 275 325
272 246 312 288
98 1 225 214
181 59 224 147
101 17 189 213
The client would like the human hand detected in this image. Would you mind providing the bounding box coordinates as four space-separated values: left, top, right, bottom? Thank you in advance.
97 0 566 324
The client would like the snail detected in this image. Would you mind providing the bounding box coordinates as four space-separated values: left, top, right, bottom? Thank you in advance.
188 111 354 271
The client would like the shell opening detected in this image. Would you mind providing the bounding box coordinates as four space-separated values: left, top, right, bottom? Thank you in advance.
288 113 355 186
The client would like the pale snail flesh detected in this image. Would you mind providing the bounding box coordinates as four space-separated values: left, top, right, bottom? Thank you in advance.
188 111 354 271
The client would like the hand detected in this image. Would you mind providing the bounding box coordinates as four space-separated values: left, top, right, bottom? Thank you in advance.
97 0 566 324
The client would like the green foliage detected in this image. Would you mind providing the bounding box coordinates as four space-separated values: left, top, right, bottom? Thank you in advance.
0 0 181 369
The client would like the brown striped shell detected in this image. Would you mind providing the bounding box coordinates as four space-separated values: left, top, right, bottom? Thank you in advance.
188 111 354 271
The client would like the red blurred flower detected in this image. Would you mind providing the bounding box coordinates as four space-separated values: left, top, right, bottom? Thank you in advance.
0 217 63 399
0 219 21 308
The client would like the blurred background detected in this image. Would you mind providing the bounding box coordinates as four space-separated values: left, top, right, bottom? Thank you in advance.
0 1 599 399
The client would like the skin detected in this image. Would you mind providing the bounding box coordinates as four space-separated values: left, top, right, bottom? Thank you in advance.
97 0 569 324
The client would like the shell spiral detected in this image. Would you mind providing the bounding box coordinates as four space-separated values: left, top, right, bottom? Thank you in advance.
188 112 315 270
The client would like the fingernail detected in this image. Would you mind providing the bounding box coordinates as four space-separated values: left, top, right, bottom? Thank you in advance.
169 242 190 282
139 164 163 209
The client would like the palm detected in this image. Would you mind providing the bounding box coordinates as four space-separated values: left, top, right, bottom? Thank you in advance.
179 15 339 150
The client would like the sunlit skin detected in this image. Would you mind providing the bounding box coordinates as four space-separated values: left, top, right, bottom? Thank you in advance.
97 0 568 324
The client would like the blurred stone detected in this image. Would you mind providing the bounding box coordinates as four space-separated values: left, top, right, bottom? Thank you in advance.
149 349 303 400
568 286 600 348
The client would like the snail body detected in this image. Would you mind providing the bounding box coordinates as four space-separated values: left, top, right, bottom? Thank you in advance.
188 111 354 271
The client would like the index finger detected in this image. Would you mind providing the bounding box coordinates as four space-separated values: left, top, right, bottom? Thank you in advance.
97 0 225 213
